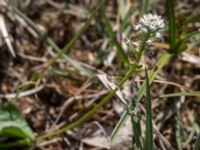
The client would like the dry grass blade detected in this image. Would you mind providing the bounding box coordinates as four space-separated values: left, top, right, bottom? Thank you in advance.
97 74 128 105
0 85 44 99
10 1 105 77
52 90 108 126
0 15 15 57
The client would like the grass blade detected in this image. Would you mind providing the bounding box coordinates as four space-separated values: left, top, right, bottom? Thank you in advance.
194 134 200 150
181 31 200 42
166 0 176 51
118 0 127 20
131 115 142 149
159 91 200 98
183 16 200 25
188 113 200 134
144 68 153 150
120 6 134 34
174 31 200 54
102 7 129 65
156 104 174 129
110 52 172 143
175 116 183 150
143 0 149 14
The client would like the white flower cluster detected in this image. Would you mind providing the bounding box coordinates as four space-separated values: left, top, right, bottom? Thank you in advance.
133 13 165 42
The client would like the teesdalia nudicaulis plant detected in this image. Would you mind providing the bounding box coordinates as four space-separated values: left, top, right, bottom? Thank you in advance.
125 13 165 64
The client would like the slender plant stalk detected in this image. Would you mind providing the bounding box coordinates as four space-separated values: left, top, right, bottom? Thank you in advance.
136 31 150 63
126 32 150 150
36 27 150 141
0 60 139 148
37 63 137 141
110 52 172 143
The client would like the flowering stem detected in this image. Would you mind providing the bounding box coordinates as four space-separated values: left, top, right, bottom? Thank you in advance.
136 32 150 63
126 32 150 149
36 25 150 143
36 63 138 141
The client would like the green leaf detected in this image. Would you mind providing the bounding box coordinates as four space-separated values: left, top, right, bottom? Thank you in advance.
0 103 34 140
144 68 153 150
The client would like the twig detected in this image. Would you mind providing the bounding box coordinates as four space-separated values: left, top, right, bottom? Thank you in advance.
0 14 15 57
0 85 44 99
53 90 108 126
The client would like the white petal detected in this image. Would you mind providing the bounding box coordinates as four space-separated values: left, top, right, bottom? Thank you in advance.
134 24 141 30
156 32 162 39
147 39 153 44
141 28 147 33
149 24 157 31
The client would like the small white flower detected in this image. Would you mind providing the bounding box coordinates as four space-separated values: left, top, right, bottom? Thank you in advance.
137 13 165 32
141 28 147 33
134 24 141 30
155 32 162 39
139 18 148 26
158 20 165 28
132 41 140 47
147 39 153 45
149 24 157 31
132 13 165 47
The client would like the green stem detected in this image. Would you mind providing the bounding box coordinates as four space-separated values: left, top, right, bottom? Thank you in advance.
136 32 150 63
36 21 152 143
37 63 138 141
36 28 150 143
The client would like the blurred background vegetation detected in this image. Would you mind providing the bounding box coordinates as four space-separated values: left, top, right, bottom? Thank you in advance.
0 0 200 149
